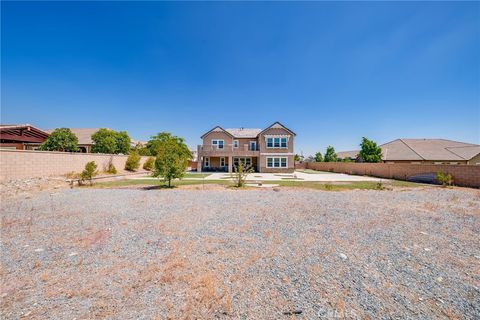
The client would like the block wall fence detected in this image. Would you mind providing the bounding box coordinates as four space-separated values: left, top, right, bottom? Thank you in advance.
0 149 151 181
305 162 480 188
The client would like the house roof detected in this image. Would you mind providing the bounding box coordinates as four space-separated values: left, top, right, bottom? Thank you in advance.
337 150 359 159
225 128 262 138
446 145 480 160
382 139 479 161
0 124 50 140
201 122 295 139
259 121 296 136
45 128 107 145
336 138 480 162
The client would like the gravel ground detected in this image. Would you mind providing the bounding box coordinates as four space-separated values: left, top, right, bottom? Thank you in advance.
1 187 479 319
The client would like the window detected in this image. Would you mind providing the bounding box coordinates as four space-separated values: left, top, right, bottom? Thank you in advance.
267 138 273 148
233 157 251 167
249 141 257 151
233 140 239 148
220 157 226 167
212 140 224 149
274 138 280 148
266 137 288 148
204 157 210 167
266 157 288 168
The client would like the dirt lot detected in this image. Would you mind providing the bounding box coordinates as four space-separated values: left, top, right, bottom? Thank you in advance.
1 186 479 319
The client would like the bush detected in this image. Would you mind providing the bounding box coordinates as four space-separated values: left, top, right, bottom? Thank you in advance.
80 161 98 185
437 172 453 187
232 162 254 188
105 157 117 174
125 151 141 171
143 156 155 171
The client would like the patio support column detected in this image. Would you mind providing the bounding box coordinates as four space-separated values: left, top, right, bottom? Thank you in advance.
197 157 202 172
228 156 233 173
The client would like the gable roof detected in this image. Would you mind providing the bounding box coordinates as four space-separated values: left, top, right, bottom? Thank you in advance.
45 128 107 145
200 126 234 139
258 121 296 136
337 150 359 159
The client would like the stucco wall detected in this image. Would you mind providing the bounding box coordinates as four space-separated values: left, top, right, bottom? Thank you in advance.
0 149 150 181
306 162 480 188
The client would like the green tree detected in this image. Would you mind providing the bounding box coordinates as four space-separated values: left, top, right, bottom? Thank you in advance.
125 150 141 171
115 131 131 154
145 132 175 156
358 137 382 163
324 146 338 162
314 152 323 162
152 133 191 187
294 154 301 162
39 128 79 152
91 128 131 154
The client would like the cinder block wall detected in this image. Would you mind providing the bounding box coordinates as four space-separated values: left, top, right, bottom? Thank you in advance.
306 162 480 188
0 149 151 181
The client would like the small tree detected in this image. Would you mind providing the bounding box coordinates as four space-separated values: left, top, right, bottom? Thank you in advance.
125 150 141 171
143 156 155 171
359 137 382 163
152 133 191 187
324 146 337 162
437 172 453 187
315 152 323 162
105 157 117 174
80 161 98 185
232 162 254 187
39 128 79 152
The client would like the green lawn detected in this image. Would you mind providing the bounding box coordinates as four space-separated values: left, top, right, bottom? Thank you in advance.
94 177 425 191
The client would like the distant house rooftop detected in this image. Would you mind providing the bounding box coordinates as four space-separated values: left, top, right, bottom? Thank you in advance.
337 138 480 163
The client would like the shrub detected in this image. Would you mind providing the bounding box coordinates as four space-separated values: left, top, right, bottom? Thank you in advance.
232 162 254 188
437 172 453 187
80 161 98 185
143 156 155 171
105 157 117 174
125 151 141 171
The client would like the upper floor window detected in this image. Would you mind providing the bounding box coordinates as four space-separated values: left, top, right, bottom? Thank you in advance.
267 138 273 148
212 139 224 149
266 137 288 148
233 140 239 148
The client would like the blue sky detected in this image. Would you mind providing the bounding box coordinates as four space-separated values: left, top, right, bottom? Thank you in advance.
1 1 479 155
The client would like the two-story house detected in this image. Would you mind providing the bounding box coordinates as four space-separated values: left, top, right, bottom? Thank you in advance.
197 122 296 173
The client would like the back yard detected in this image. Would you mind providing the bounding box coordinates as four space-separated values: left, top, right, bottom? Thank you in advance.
1 185 479 319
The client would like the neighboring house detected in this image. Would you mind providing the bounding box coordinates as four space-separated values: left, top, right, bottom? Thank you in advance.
337 139 480 165
197 122 296 173
0 124 49 150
